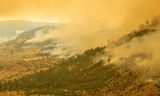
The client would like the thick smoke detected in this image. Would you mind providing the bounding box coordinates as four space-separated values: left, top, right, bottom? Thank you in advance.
14 0 159 53
26 29 60 43
25 19 117 53
109 30 160 73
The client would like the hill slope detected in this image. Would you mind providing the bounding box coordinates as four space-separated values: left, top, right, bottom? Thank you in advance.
0 16 160 96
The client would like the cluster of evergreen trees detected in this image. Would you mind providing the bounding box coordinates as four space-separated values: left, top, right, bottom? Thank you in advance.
0 46 114 95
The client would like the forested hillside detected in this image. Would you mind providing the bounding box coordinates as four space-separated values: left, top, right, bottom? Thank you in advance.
0 16 160 96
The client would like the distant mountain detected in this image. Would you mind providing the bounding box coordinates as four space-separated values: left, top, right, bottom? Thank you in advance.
1 24 70 56
0 20 61 38
3 25 56 45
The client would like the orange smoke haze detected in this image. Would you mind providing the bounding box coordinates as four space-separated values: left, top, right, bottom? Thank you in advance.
0 0 160 51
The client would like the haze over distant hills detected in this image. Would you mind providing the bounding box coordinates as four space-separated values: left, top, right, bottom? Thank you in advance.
0 20 59 38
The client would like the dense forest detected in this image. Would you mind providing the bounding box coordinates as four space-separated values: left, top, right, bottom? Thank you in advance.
0 46 160 96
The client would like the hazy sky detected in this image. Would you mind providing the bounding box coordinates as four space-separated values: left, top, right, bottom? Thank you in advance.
0 0 159 24
0 0 160 49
